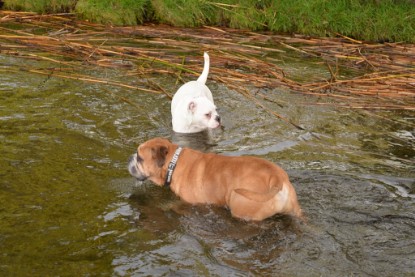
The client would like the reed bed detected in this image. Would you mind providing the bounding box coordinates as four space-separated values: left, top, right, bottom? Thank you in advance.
1 11 414 119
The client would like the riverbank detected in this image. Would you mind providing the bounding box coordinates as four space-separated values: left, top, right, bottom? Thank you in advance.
1 10 414 113
1 0 415 43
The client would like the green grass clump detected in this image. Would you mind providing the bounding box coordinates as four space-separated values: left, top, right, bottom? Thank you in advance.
150 0 271 30
148 0 415 42
150 0 214 27
4 0 77 13
260 0 415 43
2 0 415 42
75 0 149 25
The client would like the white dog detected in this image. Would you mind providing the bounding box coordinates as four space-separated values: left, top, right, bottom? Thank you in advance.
171 52 221 133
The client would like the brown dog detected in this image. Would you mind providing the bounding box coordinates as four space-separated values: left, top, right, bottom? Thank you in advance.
128 138 303 221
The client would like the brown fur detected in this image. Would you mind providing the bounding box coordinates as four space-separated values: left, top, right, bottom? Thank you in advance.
131 138 303 221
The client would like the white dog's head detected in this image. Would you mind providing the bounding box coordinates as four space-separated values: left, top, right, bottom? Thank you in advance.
186 96 221 132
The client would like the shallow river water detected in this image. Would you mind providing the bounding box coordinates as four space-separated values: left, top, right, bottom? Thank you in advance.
1 49 414 276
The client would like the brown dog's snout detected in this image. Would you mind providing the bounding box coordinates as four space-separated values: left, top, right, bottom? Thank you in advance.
128 154 148 181
128 154 136 164
128 154 138 175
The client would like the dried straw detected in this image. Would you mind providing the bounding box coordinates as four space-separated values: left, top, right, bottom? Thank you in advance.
1 11 414 122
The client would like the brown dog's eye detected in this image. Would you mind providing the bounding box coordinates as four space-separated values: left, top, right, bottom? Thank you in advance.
137 154 143 163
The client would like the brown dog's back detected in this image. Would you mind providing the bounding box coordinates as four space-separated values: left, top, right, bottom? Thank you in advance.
169 148 302 221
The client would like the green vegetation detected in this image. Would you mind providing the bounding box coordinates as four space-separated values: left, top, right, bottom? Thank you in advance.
3 0 77 13
2 0 415 43
75 0 149 25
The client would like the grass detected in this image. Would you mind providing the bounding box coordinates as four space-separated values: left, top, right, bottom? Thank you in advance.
3 0 77 13
2 0 415 43
75 0 149 25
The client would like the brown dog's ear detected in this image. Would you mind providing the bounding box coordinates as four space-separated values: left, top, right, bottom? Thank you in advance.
152 146 168 168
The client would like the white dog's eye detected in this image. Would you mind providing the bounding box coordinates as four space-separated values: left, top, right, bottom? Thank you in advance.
205 112 212 119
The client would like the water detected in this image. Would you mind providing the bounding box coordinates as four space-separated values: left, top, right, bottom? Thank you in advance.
1 49 414 276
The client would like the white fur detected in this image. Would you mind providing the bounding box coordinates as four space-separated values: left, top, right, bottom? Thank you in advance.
171 52 221 133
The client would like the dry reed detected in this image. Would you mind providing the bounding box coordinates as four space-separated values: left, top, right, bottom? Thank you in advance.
1 11 414 124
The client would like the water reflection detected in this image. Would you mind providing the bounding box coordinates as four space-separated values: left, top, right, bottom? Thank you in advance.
108 163 415 276
110 181 304 275
1 53 414 276
171 130 217 152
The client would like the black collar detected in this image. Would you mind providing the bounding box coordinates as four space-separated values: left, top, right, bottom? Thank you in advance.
164 147 183 187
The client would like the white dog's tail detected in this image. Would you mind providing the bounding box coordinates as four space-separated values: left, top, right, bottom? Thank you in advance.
197 52 210 84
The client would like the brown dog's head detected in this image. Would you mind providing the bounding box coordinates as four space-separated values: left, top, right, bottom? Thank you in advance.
128 138 174 185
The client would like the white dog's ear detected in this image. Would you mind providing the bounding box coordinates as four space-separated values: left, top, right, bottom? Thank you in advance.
188 101 197 113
